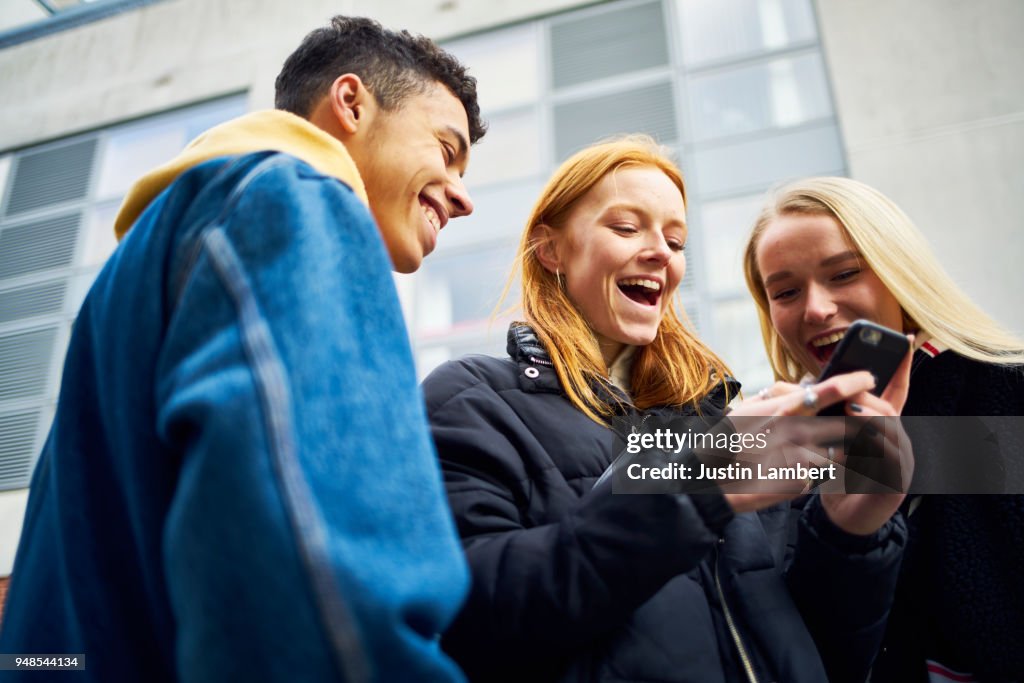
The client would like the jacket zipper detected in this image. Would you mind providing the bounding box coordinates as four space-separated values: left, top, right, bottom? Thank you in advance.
528 355 554 367
630 412 653 435
714 540 760 683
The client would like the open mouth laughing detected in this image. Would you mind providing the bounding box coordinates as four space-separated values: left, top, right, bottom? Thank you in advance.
617 277 662 307
807 329 846 364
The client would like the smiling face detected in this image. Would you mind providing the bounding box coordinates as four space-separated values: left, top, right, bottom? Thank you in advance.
347 81 474 273
755 212 903 373
551 166 687 364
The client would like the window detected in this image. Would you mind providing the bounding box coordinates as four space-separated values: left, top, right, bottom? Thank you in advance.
689 52 832 142
677 0 817 67
0 94 246 491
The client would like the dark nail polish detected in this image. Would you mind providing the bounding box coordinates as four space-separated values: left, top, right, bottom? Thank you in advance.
849 403 864 413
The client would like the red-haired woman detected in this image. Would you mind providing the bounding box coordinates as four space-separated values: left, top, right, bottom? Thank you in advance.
423 137 910 683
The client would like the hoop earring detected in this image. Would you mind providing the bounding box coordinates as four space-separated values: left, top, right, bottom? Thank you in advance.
555 267 564 289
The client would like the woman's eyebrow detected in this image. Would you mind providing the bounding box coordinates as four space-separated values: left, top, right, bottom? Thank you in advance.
600 202 687 228
820 250 860 267
763 251 860 288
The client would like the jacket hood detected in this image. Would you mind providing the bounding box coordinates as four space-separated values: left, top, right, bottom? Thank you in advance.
113 110 368 240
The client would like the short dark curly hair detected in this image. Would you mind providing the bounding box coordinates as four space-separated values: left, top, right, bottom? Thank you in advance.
275 16 486 144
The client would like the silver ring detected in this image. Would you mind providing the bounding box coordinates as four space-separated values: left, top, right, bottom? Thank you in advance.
757 387 771 400
802 387 819 409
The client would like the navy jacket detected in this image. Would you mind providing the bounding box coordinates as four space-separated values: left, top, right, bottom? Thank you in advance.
423 324 908 683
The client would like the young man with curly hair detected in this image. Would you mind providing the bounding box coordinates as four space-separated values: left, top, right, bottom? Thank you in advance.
0 16 485 682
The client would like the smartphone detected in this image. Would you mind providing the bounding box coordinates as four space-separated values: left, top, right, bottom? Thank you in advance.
815 320 910 415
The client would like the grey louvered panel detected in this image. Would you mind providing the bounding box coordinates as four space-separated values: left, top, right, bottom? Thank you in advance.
554 81 677 161
551 1 669 89
0 212 80 279
0 327 57 400
0 280 67 324
0 409 40 491
5 138 97 217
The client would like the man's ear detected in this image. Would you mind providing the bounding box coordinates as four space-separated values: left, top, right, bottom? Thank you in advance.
530 223 561 273
328 73 373 136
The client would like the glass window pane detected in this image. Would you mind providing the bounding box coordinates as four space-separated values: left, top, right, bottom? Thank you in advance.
96 96 246 200
700 194 765 295
712 298 775 390
444 24 540 112
96 124 188 200
690 52 831 141
414 243 518 336
415 330 510 379
678 0 816 66
81 202 120 267
65 269 102 319
465 108 542 189
692 123 844 196
182 97 247 140
436 178 543 251
0 155 11 209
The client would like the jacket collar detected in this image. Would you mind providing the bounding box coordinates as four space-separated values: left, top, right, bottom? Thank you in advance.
114 110 368 240
507 322 563 394
505 322 738 416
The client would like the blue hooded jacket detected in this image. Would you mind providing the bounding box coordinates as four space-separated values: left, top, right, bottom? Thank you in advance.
0 112 468 682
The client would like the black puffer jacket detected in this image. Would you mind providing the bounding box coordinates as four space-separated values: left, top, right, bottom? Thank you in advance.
871 351 1024 682
423 324 908 683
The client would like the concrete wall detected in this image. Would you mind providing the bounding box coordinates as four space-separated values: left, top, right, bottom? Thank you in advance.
817 0 1024 334
0 0 597 151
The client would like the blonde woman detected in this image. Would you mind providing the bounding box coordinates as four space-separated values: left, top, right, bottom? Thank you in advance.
423 140 909 683
744 176 1024 682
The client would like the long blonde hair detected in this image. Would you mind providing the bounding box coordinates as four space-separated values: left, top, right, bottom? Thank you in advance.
743 176 1024 382
503 136 732 424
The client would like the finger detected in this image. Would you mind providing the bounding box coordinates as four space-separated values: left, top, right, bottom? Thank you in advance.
730 387 811 417
770 381 802 397
845 392 898 417
843 397 906 450
815 371 876 405
775 388 822 416
751 381 801 402
880 334 914 413
776 372 875 416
